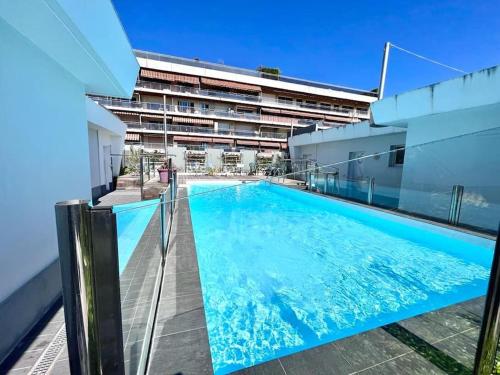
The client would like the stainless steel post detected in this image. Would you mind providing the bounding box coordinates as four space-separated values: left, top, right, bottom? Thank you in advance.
89 206 125 374
159 191 166 257
139 155 144 200
448 185 464 225
332 174 339 195
378 42 391 100
367 177 375 205
473 226 500 375
170 175 175 214
55 200 94 375
55 201 125 375
163 95 168 157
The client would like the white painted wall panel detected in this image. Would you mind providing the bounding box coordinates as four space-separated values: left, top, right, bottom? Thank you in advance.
0 19 91 302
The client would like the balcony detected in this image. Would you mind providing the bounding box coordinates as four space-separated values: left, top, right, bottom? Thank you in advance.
134 49 379 98
92 97 350 128
134 80 369 118
125 121 288 140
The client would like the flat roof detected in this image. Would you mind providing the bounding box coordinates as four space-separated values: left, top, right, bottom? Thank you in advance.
371 65 500 127
134 49 378 98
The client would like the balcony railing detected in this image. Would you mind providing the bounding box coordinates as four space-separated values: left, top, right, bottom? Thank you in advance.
134 49 378 97
125 121 288 140
92 97 349 128
135 80 369 118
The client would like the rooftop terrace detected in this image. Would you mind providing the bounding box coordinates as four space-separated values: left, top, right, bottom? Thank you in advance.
134 49 378 98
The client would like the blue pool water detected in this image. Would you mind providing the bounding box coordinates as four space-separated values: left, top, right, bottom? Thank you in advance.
113 199 159 273
188 182 494 374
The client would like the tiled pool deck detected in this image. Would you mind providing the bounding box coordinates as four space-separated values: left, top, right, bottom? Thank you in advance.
0 178 489 374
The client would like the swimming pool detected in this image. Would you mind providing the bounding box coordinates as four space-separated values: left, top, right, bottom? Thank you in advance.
113 199 159 273
187 181 494 374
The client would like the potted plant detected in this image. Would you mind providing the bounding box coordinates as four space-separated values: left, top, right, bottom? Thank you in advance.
158 161 170 183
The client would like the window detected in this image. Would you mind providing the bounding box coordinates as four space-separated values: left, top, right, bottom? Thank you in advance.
389 145 405 166
278 96 293 105
178 100 194 108
305 100 317 107
296 99 303 107
320 103 331 110
236 108 255 114
200 103 210 111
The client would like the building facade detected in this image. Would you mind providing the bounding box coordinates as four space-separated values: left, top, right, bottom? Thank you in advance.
92 50 378 172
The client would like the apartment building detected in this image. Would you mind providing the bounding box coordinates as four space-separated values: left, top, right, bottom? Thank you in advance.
92 50 378 172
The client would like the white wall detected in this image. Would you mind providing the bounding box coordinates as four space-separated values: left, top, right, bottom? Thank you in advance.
87 97 126 195
294 132 407 200
289 123 407 196
398 105 500 231
0 18 92 302
88 128 101 188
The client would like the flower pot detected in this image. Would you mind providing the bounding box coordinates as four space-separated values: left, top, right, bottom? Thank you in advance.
158 168 169 183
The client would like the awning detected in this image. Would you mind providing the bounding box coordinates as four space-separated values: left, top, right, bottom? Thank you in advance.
140 69 200 85
113 111 139 116
125 133 140 141
142 113 170 119
261 114 299 125
173 135 213 143
279 109 325 119
200 77 261 92
172 116 214 125
324 115 350 122
235 105 257 111
259 141 280 148
212 138 234 144
261 107 281 114
237 139 259 146
280 143 288 149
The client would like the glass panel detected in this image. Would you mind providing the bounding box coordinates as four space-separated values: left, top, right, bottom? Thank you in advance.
103 128 500 374
176 176 494 374
113 197 162 374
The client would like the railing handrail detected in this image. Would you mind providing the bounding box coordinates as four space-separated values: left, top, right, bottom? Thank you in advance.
135 80 369 117
91 96 350 128
133 49 378 97
124 121 287 139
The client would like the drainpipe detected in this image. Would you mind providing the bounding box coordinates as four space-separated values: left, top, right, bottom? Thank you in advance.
378 42 391 100
163 95 168 157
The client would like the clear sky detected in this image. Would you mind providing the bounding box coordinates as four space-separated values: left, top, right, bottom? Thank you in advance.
113 0 500 96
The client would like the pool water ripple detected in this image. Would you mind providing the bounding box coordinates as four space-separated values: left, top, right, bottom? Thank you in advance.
188 182 492 374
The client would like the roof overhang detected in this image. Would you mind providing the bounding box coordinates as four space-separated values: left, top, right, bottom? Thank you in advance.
0 0 139 98
370 65 500 128
87 97 126 138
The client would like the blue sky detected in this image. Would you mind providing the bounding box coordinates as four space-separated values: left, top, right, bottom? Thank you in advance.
113 0 500 96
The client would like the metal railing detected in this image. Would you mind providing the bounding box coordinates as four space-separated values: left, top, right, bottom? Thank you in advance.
135 80 369 117
134 49 378 97
125 121 287 140
54 170 178 375
91 96 348 128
